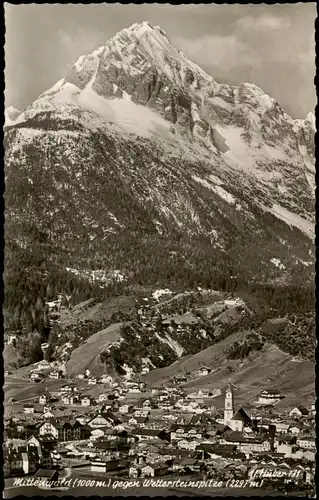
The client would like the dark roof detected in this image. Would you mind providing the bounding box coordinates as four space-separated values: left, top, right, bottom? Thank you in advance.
292 405 309 415
34 469 59 478
231 408 252 423
224 431 270 444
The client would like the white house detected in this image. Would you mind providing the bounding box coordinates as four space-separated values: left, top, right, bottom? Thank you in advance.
43 410 55 419
258 390 281 405
119 404 132 414
289 406 309 418
30 371 42 382
88 377 97 385
81 396 94 407
296 436 316 449
97 393 109 403
39 394 49 405
289 426 301 435
90 429 105 441
76 374 85 380
39 421 59 439
23 405 35 414
49 371 61 380
177 439 200 451
100 374 113 385
75 414 90 426
88 415 112 428
274 422 290 434
197 367 211 377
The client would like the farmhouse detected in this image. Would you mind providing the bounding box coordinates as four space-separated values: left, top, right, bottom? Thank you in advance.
289 406 309 418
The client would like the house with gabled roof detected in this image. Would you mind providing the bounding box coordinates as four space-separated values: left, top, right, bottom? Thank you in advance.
227 408 253 432
289 405 309 418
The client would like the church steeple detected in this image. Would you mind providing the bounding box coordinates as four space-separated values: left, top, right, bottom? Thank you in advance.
224 380 234 425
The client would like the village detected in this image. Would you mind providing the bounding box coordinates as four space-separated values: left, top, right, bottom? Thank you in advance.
4 361 316 496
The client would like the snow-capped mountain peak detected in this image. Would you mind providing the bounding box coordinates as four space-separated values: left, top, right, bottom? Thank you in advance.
6 22 315 252
4 106 20 126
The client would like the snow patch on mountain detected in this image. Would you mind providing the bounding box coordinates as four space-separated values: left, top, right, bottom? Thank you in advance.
192 175 236 205
264 204 315 239
5 106 21 126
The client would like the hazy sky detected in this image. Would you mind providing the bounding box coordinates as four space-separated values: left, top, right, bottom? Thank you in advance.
5 3 316 118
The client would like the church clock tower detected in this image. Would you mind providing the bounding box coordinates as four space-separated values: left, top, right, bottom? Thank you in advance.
224 381 234 425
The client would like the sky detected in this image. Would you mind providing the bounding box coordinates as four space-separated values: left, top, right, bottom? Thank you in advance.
4 3 316 119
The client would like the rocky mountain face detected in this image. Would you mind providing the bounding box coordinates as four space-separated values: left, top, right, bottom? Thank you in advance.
4 22 315 317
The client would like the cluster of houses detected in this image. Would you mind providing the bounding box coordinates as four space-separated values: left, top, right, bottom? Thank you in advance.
4 378 315 492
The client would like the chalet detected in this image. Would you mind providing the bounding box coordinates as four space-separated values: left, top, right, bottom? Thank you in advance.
75 414 90 426
23 404 35 415
43 405 53 413
62 394 79 405
128 387 141 394
171 426 204 442
289 425 301 435
303 450 316 462
177 439 201 451
134 408 150 417
140 463 169 477
49 371 61 380
87 414 113 428
30 371 43 382
198 366 211 377
289 406 309 418
97 393 109 403
119 404 133 414
296 435 316 449
90 429 106 441
172 457 201 472
128 416 149 428
37 360 51 371
141 365 150 374
39 393 51 405
88 377 97 385
76 373 85 380
39 421 59 439
274 422 290 434
43 410 55 419
100 374 113 384
258 390 282 405
81 395 95 407
100 403 113 412
59 384 78 394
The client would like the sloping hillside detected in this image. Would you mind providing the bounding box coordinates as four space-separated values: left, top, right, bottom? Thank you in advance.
65 322 123 376
143 337 314 408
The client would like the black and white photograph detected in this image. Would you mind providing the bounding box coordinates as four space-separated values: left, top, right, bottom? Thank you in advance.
3 3 316 497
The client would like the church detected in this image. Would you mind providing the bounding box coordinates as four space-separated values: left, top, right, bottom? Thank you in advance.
224 382 254 432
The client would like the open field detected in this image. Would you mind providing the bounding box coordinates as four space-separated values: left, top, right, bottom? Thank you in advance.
65 322 123 377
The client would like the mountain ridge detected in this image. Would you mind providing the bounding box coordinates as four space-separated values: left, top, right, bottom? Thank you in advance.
4 22 315 336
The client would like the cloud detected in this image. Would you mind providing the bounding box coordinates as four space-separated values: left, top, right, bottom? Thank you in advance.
172 34 260 71
237 14 291 32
